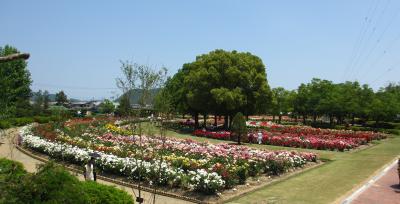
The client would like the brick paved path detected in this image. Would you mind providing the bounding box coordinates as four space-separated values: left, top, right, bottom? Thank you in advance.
346 159 400 204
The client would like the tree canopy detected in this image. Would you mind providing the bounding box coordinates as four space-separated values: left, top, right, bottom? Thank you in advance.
271 79 400 125
0 45 32 118
55 90 68 106
161 49 272 127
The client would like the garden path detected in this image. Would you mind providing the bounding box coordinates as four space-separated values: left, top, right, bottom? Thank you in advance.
344 159 400 204
0 128 193 204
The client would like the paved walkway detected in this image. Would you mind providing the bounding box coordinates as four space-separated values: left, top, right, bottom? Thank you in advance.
0 128 192 204
342 159 400 204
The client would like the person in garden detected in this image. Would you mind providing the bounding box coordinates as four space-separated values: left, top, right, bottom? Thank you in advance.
257 130 263 144
84 156 96 181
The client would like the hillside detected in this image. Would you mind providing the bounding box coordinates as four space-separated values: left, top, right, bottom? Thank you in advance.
31 91 80 102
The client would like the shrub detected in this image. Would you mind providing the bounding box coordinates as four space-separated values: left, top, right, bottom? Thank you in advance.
81 181 134 204
0 157 27 182
11 117 34 126
0 160 134 204
231 112 247 145
383 129 400 135
0 120 12 129
26 162 90 203
33 116 51 124
0 158 28 203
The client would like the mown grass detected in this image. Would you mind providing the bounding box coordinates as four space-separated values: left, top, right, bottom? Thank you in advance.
142 122 400 204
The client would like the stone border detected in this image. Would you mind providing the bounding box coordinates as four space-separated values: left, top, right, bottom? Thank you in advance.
14 132 323 204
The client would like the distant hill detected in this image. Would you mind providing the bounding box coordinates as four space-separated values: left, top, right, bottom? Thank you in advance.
115 88 160 104
31 91 81 102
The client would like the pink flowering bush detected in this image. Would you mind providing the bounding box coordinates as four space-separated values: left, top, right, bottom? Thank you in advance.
190 121 386 151
23 119 318 194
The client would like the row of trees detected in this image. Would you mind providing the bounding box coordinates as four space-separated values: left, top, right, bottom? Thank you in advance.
157 49 272 128
158 49 399 128
270 79 400 125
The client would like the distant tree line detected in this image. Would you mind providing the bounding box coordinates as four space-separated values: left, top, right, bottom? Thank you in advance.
270 79 400 125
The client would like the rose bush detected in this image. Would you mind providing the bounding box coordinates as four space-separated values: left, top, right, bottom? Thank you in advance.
20 120 318 194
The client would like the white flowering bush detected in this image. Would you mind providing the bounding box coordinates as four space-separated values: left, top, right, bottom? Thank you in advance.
188 169 225 194
20 123 317 194
20 125 225 193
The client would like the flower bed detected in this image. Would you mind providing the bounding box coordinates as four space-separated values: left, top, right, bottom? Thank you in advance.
20 120 317 195
189 121 386 151
192 129 231 140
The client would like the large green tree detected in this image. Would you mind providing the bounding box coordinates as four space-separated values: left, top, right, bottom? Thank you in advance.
55 90 68 106
270 87 291 123
99 99 115 114
33 90 44 115
0 45 32 118
172 49 271 128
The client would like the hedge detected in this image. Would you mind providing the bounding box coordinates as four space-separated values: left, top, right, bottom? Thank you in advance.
0 158 134 204
0 116 66 129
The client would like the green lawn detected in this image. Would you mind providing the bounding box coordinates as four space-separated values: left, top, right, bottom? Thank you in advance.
142 123 400 204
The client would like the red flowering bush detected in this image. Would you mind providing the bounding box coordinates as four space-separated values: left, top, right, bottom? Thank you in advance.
192 129 231 140
192 124 386 151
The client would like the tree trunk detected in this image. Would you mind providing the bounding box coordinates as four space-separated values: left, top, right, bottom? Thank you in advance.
203 114 207 127
278 114 282 124
214 115 217 126
313 114 317 123
224 115 229 129
246 115 249 120
237 133 241 145
329 115 334 125
182 114 185 119
229 115 233 129
194 113 199 128
302 115 306 124
351 114 355 126
272 115 275 122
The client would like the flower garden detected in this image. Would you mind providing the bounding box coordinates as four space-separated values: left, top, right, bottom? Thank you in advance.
191 121 386 151
19 118 317 196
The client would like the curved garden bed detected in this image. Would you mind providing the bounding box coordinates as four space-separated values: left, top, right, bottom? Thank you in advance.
19 118 318 202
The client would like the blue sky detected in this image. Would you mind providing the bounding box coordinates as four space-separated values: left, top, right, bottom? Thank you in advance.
2 0 400 100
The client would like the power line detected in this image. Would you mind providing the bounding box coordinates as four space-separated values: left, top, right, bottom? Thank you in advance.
369 58 400 86
348 0 390 81
353 0 399 80
358 5 400 80
342 0 380 81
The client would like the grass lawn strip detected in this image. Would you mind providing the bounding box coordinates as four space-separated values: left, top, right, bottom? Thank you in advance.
146 123 400 203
